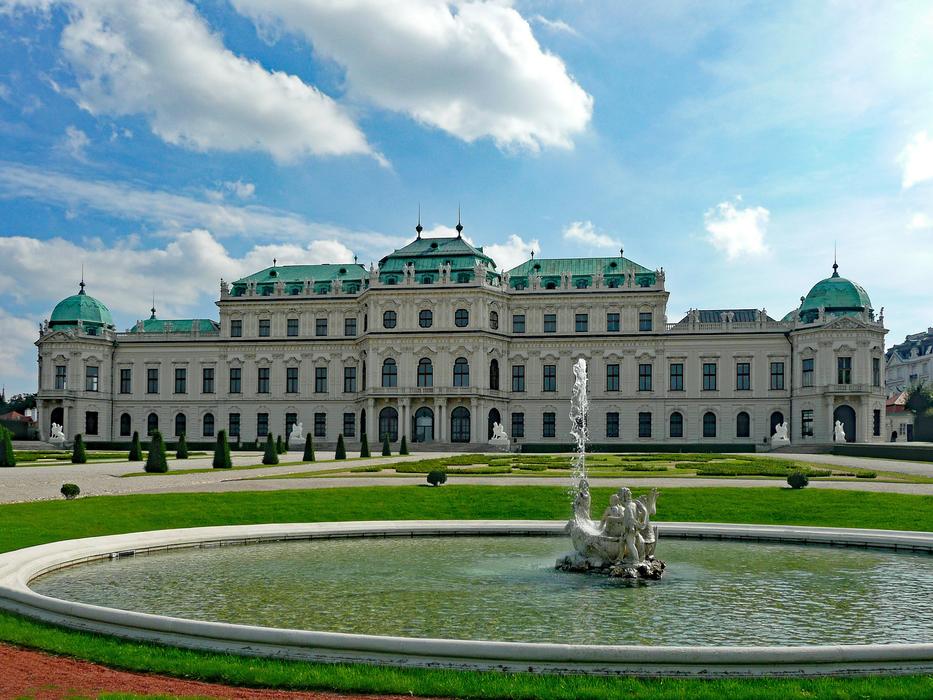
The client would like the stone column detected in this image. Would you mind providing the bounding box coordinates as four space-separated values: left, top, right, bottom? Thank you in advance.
435 400 446 443
470 397 479 444
366 398 376 439
400 398 410 441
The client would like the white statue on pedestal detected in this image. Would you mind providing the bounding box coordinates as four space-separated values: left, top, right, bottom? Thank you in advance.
50 423 65 446
488 421 509 448
288 422 304 444
771 421 790 446
834 420 847 443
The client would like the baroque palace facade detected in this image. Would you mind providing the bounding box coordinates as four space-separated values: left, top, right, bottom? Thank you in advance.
36 227 888 448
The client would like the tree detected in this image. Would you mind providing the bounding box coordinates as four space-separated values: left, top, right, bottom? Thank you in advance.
60 483 80 499
335 433 347 460
359 431 370 458
213 430 232 469
145 431 168 473
0 392 36 414
0 427 15 468
382 434 391 457
276 434 286 455
71 434 87 464
427 470 447 487
904 381 933 416
176 433 188 460
128 431 143 461
303 433 315 462
399 435 409 456
262 434 279 465
787 471 809 489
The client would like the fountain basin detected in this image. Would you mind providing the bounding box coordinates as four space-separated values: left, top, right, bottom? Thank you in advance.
2 521 932 677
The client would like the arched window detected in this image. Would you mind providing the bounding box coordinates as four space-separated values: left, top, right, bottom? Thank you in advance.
489 359 499 390
703 412 717 438
119 413 131 437
456 273 470 283
417 358 433 387
419 309 433 328
608 279 619 288
669 412 683 438
489 310 499 330
453 357 470 387
175 413 186 437
378 407 398 442
382 358 397 387
575 278 589 289
487 408 501 440
545 281 557 290
421 275 433 284
203 412 215 437
451 406 471 442
414 406 434 442
383 310 397 329
147 412 159 436
454 308 469 327
736 411 750 438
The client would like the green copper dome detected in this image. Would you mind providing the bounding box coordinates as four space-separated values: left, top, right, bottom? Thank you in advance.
795 264 872 323
49 282 114 331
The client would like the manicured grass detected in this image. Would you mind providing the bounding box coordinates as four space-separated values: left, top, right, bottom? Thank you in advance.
0 486 931 699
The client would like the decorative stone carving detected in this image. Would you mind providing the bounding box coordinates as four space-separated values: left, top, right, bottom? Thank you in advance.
50 423 65 446
772 421 790 446
288 422 304 445
834 420 847 443
488 421 509 450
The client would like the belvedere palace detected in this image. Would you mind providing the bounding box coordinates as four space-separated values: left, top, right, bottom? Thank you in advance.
35 226 888 449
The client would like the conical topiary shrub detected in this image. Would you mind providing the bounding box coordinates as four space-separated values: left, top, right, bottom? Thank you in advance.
382 434 391 457
262 434 279 465
399 435 409 456
303 433 315 462
213 429 232 469
359 431 370 458
335 433 346 460
128 431 142 461
144 431 168 473
71 434 87 464
176 433 188 460
276 434 286 455
0 427 15 468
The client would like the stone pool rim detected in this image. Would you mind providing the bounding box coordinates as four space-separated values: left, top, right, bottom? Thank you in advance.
1 520 931 677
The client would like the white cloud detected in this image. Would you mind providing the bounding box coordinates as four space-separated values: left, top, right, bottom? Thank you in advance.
60 125 89 161
0 308 38 396
908 212 933 231
532 15 579 37
223 179 255 199
899 131 933 189
562 220 621 250
703 198 769 260
4 0 377 163
230 0 593 151
484 233 539 271
0 83 10 102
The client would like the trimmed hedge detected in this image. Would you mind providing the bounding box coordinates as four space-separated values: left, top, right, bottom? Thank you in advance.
262 434 279 466
303 434 315 462
71 434 87 464
212 430 232 469
176 433 188 460
144 431 168 473
335 434 347 460
0 427 15 468
382 434 391 457
128 431 143 461
520 442 758 454
359 432 370 458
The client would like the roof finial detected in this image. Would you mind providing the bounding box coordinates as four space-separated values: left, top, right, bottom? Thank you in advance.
353 254 358 265
273 257 277 268
150 291 156 320
79 264 86 295
415 203 423 237
530 249 535 260
832 241 838 277
620 246 624 259
455 204 463 236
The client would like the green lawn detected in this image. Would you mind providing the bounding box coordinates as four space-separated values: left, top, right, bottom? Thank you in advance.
1 486 931 699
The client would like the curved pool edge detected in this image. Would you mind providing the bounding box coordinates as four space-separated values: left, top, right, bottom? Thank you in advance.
1 520 932 677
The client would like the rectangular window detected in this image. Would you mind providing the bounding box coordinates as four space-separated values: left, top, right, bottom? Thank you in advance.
512 365 525 392
606 364 620 391
257 413 269 437
801 409 814 437
55 365 67 390
174 367 186 394
230 319 242 337
703 362 717 391
258 319 270 337
872 357 881 387
543 412 556 438
344 366 357 393
147 368 159 394
344 317 357 337
575 313 588 332
838 357 852 384
638 412 652 438
802 358 814 387
669 363 684 391
638 363 652 392
229 413 240 438
287 318 299 337
315 318 327 336
606 312 620 332
229 367 241 394
736 362 750 391
511 412 524 438
543 364 557 392
343 412 356 437
873 409 881 437
606 412 620 438
202 367 214 394
257 367 270 394
119 368 131 394
770 362 785 390
314 412 326 438
315 367 327 393
639 312 653 332
543 313 557 333
286 367 299 394
84 366 99 392
512 314 525 333
85 411 98 436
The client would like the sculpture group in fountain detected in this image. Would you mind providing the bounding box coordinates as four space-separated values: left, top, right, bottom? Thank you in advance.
771 420 790 447
556 358 665 579
49 422 65 447
834 420 847 443
288 422 304 445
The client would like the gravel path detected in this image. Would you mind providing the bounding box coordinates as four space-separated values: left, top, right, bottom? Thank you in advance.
740 451 933 477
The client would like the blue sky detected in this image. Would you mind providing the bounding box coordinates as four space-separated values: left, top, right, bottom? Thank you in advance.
1 0 933 395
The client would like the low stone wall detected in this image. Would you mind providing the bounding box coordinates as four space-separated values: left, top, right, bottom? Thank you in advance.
1 521 931 677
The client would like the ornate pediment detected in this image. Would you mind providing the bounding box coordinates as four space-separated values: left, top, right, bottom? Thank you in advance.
821 316 871 331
